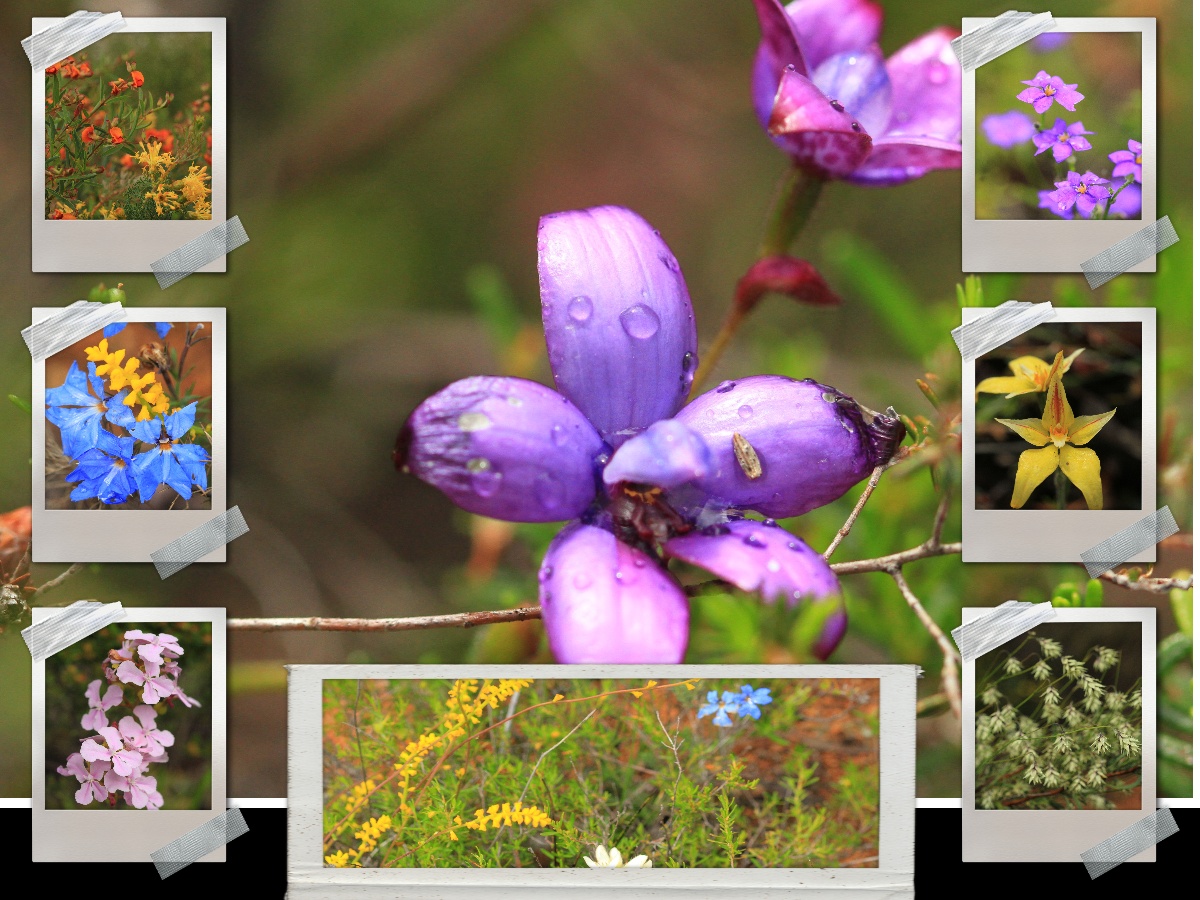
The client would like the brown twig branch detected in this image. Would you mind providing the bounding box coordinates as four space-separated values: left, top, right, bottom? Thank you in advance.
31 562 85 599
1095 570 1194 594
824 466 884 559
887 565 961 720
229 607 542 632
999 766 1141 808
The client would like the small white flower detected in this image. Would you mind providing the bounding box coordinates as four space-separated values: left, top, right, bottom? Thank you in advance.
584 845 652 868
1004 657 1023 676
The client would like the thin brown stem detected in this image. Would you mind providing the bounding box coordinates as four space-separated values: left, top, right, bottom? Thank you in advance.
31 562 85 599
1000 766 1140 808
688 307 746 399
1095 570 1193 593
823 466 884 560
229 607 542 632
887 565 961 720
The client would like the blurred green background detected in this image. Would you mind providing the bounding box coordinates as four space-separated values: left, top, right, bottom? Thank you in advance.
0 0 1191 800
44 620 212 809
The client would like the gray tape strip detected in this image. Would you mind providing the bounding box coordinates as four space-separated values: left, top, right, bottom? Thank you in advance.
22 11 126 70
952 300 1055 360
151 807 249 878
151 506 249 579
952 600 1056 662
151 217 249 289
1081 807 1179 879
21 600 125 662
951 11 1056 72
22 300 126 361
1080 216 1179 289
1079 506 1178 578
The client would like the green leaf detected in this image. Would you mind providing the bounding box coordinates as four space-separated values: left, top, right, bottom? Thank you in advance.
464 264 521 348
8 394 31 414
1169 584 1193 638
1084 579 1104 608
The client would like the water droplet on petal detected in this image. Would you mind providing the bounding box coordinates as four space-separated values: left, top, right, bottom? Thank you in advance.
467 458 502 497
792 590 803 601
535 472 564 511
763 519 777 528
682 351 695 373
738 404 753 420
830 99 844 112
568 295 593 323
458 411 492 432
766 559 781 573
716 380 736 394
787 540 801 552
572 572 592 590
633 556 646 568
619 304 660 340
538 565 554 583
507 395 523 407
822 392 837 402
850 121 863 132
742 533 766 549
551 424 568 446
659 253 679 272
706 408 716 418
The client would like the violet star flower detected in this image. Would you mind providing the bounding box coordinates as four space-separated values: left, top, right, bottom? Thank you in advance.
1038 189 1074 219
981 111 1035 149
1032 118 1092 163
65 430 137 505
1017 71 1084 114
396 206 903 663
45 360 136 459
1107 183 1141 219
1051 170 1110 216
129 403 211 503
698 690 741 727
1109 139 1142 184
58 752 111 805
749 0 961 185
81 678 124 731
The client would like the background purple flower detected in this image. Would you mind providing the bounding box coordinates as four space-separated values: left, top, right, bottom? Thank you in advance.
981 111 1035 148
1107 183 1142 218
1017 71 1084 114
1038 189 1074 219
1031 32 1071 53
1109 139 1142 183
1051 170 1109 216
1032 118 1092 162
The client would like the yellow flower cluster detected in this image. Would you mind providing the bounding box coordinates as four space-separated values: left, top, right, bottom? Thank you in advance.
463 801 554 834
132 141 210 219
84 338 170 420
174 164 211 219
343 779 376 816
441 678 534 735
324 814 394 867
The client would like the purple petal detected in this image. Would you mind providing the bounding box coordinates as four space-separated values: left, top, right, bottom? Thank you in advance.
602 419 712 490
1107 184 1141 218
539 523 690 664
1039 189 1074 219
1051 141 1072 163
882 28 961 142
670 376 902 518
847 136 961 186
1054 86 1083 110
810 47 892 137
1032 95 1054 115
1017 87 1045 104
768 69 873 177
785 0 883 72
750 0 809 127
396 376 604 522
811 599 849 659
537 206 698 444
664 519 839 606
982 111 1035 148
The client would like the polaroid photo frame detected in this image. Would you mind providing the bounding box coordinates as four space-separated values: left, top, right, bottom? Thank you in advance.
31 17 227 272
32 307 227 563
961 607 1156 862
31 606 227 862
287 664 917 899
961 307 1156 563
962 18 1156 272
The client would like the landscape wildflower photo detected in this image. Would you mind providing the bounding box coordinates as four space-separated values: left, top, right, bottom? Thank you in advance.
43 32 213 220
323 677 880 868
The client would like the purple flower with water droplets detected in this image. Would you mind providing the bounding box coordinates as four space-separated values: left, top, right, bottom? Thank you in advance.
1017 71 1084 114
1109 139 1142 184
749 0 961 185
1038 189 1075 219
396 206 904 663
1032 118 1092 163
1051 170 1109 216
981 111 1035 149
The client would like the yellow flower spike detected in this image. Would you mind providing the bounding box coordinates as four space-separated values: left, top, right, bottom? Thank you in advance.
449 830 459 841
996 365 1115 510
976 348 1084 398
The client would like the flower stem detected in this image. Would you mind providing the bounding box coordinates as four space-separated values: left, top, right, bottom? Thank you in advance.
1054 468 1067 509
689 166 825 395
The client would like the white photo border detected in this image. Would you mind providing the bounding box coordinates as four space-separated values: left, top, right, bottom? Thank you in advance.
32 307 227 563
961 607 1156 861
961 17 1156 272
287 664 917 899
31 606 228 862
31 17 228 273
961 306 1156 562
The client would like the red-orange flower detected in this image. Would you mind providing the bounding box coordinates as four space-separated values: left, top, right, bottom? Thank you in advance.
81 126 95 143
131 70 144 88
109 126 124 144
145 127 175 152
119 153 134 169
59 146 67 161
50 209 77 220
77 61 92 77
45 63 59 75
109 78 128 96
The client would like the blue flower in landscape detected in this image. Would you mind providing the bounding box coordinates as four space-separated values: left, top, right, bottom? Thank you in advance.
129 403 210 503
735 685 773 719
104 322 173 339
45 361 137 458
698 690 741 727
66 431 136 505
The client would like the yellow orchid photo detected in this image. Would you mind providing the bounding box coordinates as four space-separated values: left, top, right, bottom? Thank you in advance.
974 322 1143 512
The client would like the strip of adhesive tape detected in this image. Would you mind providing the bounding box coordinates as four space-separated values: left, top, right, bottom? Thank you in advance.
951 600 1056 661
1080 807 1179 879
22 301 126 361
21 600 125 662
151 217 249 289
1080 215 1179 289
22 11 126 70
951 11 1056 72
952 300 1055 360
151 807 249 879
151 506 249 579
1079 506 1178 578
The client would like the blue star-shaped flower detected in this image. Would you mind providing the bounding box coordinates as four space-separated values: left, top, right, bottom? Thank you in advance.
735 685 773 720
45 361 137 459
104 322 173 339
697 689 741 727
129 403 210 502
66 431 137 504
